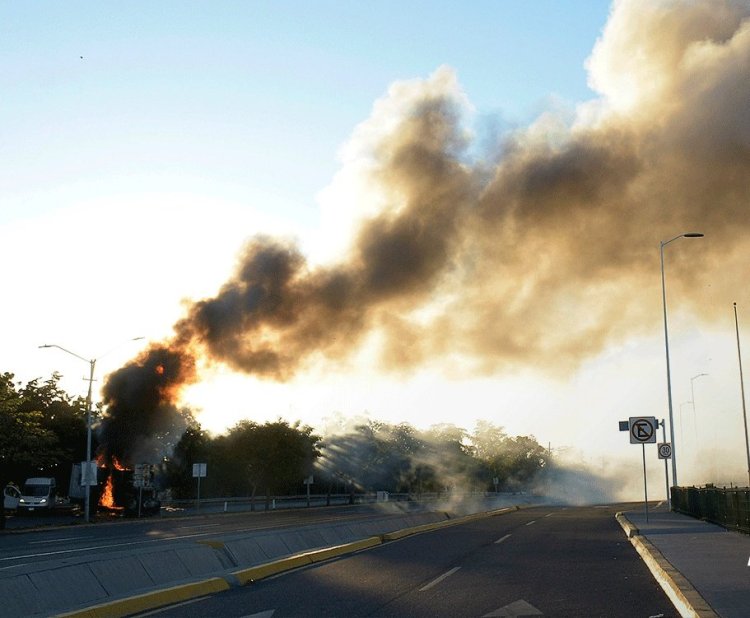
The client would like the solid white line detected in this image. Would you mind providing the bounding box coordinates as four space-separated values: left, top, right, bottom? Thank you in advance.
0 531 213 562
134 596 211 616
175 523 221 530
419 567 461 591
495 534 512 544
0 563 28 571
525 520 537 526
29 537 76 545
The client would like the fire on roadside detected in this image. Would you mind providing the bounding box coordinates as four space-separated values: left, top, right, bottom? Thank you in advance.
96 454 128 510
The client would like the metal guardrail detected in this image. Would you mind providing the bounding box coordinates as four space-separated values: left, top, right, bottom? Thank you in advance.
671 486 750 534
160 491 518 514
162 494 373 513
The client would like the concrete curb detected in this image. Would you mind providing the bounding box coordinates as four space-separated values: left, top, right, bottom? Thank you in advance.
232 536 383 585
381 506 516 541
307 536 382 564
614 512 718 618
55 577 230 618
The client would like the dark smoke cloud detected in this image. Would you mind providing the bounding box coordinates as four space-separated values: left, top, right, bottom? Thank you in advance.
99 0 750 458
173 95 474 380
99 345 195 465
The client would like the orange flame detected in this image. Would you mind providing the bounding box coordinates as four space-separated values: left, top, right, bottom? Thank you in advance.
99 474 116 508
112 456 127 471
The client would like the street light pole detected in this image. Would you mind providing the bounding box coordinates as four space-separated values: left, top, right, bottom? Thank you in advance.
679 401 692 446
690 373 708 417
39 337 144 522
732 303 750 487
84 358 95 522
660 232 703 490
690 372 708 448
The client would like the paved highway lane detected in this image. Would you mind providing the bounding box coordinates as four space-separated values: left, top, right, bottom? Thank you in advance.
0 504 422 571
147 505 678 617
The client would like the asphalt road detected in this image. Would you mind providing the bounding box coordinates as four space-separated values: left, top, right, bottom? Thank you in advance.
145 505 677 618
0 504 419 570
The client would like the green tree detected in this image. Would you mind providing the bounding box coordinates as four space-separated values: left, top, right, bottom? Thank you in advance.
163 415 212 498
471 421 508 461
420 423 478 492
0 373 63 528
493 435 548 490
218 419 321 506
317 421 405 494
19 374 88 480
471 421 508 489
0 373 70 475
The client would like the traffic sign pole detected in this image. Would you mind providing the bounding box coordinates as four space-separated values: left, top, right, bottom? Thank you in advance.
192 463 207 511
627 417 657 522
661 419 669 508
642 443 649 523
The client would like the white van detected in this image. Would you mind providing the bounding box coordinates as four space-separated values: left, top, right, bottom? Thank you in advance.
18 477 57 513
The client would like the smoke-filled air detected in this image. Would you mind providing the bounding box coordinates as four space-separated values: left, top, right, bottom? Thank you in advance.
98 0 750 477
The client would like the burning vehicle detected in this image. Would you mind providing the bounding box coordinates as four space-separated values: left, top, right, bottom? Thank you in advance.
97 458 161 517
90 350 188 518
70 459 161 517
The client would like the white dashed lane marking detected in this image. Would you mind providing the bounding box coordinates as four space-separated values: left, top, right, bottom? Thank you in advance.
419 567 461 591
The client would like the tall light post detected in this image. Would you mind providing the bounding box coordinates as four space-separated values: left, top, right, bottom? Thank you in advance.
679 401 692 445
732 303 750 487
660 232 703 489
690 372 708 444
690 373 708 414
39 337 144 522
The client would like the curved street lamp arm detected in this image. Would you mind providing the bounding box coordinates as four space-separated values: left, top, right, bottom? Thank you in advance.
661 232 704 249
38 343 90 364
39 337 145 364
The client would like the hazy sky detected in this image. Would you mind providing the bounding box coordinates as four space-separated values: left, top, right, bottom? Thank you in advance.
3 1 750 496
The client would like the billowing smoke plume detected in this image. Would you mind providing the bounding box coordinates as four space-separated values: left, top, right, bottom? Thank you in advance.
99 345 196 466
98 0 750 463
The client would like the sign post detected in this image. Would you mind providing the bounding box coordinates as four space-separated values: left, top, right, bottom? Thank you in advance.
192 463 207 510
133 463 151 518
657 419 672 508
642 443 649 522
628 416 657 522
303 475 313 507
80 461 98 487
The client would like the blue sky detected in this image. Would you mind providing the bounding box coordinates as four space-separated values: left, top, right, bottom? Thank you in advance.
1 1 610 225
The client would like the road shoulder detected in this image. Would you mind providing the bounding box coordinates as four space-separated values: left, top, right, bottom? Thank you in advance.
615 511 718 618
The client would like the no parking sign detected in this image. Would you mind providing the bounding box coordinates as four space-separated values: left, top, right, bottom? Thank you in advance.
629 416 657 444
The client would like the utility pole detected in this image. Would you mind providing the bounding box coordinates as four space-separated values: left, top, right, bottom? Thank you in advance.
83 359 96 522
